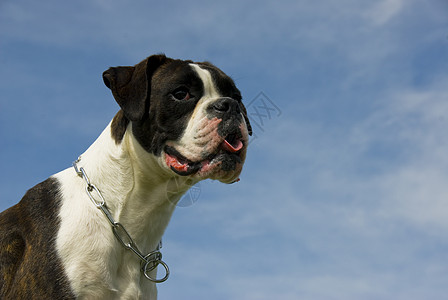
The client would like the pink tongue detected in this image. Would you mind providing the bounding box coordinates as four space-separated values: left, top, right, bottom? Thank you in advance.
222 139 243 153
166 154 189 172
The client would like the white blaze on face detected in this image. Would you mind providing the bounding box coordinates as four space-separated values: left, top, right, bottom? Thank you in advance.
190 64 221 100
184 63 221 134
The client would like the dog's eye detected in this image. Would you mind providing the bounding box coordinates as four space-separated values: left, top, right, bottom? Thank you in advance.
172 88 191 101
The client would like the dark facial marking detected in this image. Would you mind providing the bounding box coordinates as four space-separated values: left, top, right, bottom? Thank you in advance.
105 55 207 155
105 56 251 157
131 59 208 156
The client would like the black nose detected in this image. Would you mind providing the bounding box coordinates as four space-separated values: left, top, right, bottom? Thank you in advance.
211 97 241 115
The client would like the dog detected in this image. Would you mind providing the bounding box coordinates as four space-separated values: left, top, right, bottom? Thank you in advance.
0 54 252 299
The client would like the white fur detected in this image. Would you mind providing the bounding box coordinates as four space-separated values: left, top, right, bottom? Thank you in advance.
55 122 194 299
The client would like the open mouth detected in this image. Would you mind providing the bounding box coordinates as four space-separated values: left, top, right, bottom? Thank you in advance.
221 133 244 153
165 134 244 176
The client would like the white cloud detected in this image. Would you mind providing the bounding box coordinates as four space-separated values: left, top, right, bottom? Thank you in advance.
366 85 448 230
367 0 405 26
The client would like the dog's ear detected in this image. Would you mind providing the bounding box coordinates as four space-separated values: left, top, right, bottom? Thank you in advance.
103 54 167 121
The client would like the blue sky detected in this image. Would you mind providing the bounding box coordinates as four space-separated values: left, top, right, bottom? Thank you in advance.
1 0 448 299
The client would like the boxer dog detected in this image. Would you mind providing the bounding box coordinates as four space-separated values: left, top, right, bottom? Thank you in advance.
0 54 252 299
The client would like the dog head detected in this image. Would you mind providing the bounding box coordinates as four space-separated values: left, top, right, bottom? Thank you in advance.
102 54 252 184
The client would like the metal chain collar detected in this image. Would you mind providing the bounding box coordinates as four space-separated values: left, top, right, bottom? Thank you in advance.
72 157 170 283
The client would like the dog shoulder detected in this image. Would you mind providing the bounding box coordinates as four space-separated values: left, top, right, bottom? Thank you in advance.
0 204 26 296
0 178 75 299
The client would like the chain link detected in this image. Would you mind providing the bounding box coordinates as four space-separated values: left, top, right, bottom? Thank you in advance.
72 157 170 283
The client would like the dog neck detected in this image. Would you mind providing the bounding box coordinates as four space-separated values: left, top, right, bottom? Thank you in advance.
74 121 194 252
